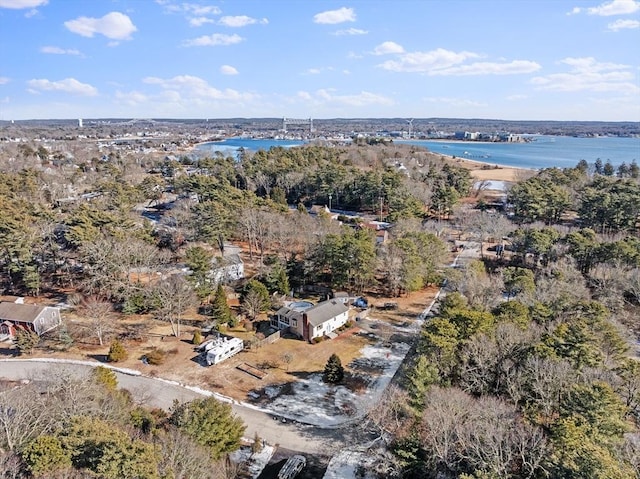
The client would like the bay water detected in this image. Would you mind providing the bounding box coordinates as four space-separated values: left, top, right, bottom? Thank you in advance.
197 135 639 171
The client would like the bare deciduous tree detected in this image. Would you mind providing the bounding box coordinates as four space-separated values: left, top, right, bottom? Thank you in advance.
418 386 548 479
154 275 198 337
361 385 411 444
79 295 114 346
156 428 237 479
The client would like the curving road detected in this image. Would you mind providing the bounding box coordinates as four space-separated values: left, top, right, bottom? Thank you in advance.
0 359 344 454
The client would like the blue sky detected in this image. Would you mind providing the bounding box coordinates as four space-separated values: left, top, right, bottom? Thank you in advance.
0 0 639 121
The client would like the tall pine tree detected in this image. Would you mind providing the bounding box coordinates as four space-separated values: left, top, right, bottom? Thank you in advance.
210 283 234 327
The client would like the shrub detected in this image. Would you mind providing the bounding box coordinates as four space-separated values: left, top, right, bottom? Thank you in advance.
144 347 166 365
107 339 128 362
21 435 71 476
92 366 117 391
192 330 203 345
14 329 40 355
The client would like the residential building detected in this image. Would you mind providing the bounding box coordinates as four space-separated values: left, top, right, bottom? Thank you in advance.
0 301 62 338
272 299 350 342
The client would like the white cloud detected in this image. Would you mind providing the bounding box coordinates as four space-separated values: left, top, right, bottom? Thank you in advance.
378 48 480 73
0 77 10 84
189 16 215 27
567 6 582 14
607 18 640 29
564 57 619 70
159 2 222 27
432 60 541 76
587 0 640 16
64 12 137 41
27 78 98 96
218 15 268 27
183 33 243 47
333 28 367 36
506 94 528 101
142 75 256 102
313 7 356 24
0 0 47 9
41 46 81 55
220 65 238 75
531 57 639 94
377 47 540 76
373 41 405 55
160 2 221 16
115 90 148 106
300 88 393 107
302 66 335 75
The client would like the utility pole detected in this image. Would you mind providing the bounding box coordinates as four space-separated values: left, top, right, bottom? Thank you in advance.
328 193 332 211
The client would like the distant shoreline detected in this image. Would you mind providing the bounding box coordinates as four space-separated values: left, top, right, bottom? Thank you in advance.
191 137 535 183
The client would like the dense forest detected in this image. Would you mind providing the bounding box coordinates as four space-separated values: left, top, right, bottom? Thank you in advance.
364 163 640 477
0 137 639 478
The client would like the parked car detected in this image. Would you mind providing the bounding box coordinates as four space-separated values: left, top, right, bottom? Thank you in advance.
277 455 306 479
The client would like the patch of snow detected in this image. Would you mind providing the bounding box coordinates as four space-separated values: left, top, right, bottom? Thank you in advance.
264 385 282 398
230 445 275 479
323 450 377 479
265 340 411 427
473 180 507 191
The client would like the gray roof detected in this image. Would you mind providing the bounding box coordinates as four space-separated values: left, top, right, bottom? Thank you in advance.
0 302 48 323
305 300 349 327
275 306 305 322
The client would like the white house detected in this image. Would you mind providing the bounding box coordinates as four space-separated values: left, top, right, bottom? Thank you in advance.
0 301 62 339
198 334 244 365
272 299 349 342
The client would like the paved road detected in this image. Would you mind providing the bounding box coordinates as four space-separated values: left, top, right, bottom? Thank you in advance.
0 359 343 455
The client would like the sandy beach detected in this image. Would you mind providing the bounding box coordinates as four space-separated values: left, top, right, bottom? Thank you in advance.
446 156 535 183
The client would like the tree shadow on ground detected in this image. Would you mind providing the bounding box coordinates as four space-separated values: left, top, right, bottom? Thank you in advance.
0 346 17 357
86 353 108 363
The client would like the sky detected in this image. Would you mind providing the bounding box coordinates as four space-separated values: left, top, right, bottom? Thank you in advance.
0 0 639 121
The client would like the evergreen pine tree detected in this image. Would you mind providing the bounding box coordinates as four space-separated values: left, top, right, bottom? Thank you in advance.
275 266 290 296
406 355 439 411
322 353 344 384
211 283 234 327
